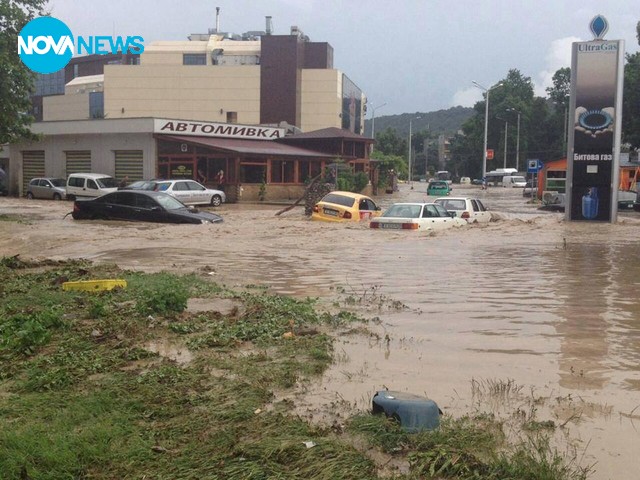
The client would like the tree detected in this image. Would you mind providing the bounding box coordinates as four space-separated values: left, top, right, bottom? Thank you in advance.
449 69 540 176
623 51 640 150
0 0 45 144
370 150 406 185
374 127 407 157
546 67 571 113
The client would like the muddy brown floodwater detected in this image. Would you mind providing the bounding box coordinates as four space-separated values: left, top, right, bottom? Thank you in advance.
2 184 640 480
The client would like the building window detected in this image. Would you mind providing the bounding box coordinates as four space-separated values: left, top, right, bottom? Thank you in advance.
73 64 79 78
298 160 322 183
271 160 294 183
89 91 104 118
33 70 65 96
226 111 237 123
183 54 206 65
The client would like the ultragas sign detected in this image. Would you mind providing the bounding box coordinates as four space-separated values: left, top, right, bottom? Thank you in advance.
565 15 624 222
18 16 144 74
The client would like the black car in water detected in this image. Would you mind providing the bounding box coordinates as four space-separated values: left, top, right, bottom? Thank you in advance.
71 190 223 224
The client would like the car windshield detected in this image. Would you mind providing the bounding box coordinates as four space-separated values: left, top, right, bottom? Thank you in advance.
434 204 450 217
321 193 355 208
512 176 526 182
155 194 187 211
96 177 119 188
383 204 422 218
50 178 65 187
429 181 447 188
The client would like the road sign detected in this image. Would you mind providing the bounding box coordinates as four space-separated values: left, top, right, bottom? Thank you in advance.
527 159 543 173
486 149 494 160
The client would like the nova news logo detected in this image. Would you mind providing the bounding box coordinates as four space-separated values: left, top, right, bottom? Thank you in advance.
18 16 144 74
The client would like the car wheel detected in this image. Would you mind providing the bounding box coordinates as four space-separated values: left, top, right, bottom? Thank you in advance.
53 193 62 201
210 195 222 207
26 192 34 199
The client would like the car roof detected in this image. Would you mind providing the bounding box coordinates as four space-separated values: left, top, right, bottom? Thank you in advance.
390 202 437 207
157 179 198 182
435 197 476 201
68 173 113 179
321 191 373 201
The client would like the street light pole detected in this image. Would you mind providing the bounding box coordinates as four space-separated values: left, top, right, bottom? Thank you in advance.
472 81 503 179
408 118 413 187
370 102 387 140
497 118 508 169
408 116 421 188
507 108 521 171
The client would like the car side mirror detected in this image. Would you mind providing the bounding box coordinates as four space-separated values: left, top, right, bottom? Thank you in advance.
376 207 381 211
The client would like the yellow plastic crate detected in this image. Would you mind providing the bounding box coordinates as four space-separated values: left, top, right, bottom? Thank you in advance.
62 279 127 292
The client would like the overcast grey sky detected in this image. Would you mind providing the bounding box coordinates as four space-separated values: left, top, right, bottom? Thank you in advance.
46 0 639 116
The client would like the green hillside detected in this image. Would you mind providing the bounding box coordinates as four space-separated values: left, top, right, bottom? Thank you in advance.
365 106 474 138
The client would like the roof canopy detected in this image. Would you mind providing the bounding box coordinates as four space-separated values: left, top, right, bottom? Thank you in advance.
160 135 330 158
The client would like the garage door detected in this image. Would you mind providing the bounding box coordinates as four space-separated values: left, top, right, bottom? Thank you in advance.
65 151 91 176
22 151 45 195
115 150 144 182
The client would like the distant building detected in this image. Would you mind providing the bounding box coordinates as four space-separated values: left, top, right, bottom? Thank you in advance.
32 25 366 134
30 52 139 122
437 134 451 170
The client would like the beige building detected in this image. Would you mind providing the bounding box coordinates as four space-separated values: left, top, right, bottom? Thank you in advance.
41 27 366 135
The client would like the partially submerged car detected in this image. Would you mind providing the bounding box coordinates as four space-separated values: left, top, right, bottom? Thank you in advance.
370 202 466 231
433 197 491 223
426 180 451 196
71 190 223 224
311 191 381 222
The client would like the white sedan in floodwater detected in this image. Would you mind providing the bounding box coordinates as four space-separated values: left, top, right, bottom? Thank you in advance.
369 203 466 231
434 197 492 224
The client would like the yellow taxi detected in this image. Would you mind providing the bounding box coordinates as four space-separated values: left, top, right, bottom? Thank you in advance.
311 191 382 222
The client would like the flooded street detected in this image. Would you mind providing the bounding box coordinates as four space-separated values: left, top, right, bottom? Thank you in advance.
1 185 640 479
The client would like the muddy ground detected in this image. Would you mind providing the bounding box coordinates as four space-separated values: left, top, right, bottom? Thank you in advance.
1 184 639 480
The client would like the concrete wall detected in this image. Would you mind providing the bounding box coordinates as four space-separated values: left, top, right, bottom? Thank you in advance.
300 69 342 132
43 93 90 121
7 130 156 196
103 65 261 123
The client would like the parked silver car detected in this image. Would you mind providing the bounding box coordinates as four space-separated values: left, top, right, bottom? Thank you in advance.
27 177 67 200
154 179 226 206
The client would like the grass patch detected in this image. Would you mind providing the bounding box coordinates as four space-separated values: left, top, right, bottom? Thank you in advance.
0 258 591 479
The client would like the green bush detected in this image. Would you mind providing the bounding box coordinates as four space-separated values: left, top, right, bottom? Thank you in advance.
353 172 369 192
335 169 370 193
135 276 189 315
0 308 65 355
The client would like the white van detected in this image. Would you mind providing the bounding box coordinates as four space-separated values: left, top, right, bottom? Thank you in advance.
502 175 527 188
66 173 119 200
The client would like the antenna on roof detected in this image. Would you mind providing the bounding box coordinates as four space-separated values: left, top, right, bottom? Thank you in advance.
215 7 220 33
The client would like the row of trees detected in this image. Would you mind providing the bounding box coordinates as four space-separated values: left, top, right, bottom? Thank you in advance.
373 22 640 181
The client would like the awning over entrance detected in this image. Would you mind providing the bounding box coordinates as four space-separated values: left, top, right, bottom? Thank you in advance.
159 135 330 158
